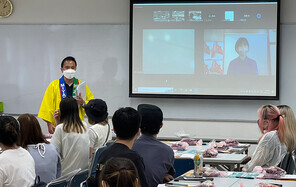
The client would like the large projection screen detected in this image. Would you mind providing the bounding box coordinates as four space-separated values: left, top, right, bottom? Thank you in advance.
130 0 280 100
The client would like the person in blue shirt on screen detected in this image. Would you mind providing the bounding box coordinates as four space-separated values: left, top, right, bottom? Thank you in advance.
227 37 258 75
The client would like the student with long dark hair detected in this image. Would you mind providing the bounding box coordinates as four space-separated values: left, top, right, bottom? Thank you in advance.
51 97 89 176
18 113 61 183
0 116 35 186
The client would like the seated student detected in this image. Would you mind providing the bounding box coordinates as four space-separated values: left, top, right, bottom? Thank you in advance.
132 104 175 187
99 157 140 187
17 113 62 184
84 99 112 158
243 104 287 172
89 107 148 187
0 116 35 187
277 105 296 153
51 97 89 176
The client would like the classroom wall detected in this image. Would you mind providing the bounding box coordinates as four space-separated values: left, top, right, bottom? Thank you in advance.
2 0 296 144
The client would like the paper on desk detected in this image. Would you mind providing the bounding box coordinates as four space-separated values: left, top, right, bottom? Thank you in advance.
75 81 86 101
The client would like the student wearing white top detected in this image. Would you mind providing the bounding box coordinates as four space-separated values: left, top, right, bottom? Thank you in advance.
243 105 287 172
84 99 111 158
0 116 35 187
51 97 89 176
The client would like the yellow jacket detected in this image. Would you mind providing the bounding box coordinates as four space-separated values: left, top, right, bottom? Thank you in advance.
38 79 94 126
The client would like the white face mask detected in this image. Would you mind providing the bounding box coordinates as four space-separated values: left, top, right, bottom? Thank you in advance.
63 69 76 79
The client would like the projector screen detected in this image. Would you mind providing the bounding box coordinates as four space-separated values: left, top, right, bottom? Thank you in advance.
130 0 280 99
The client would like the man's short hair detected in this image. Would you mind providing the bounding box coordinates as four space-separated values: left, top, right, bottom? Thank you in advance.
112 107 140 140
235 37 249 53
137 104 163 135
61 56 77 68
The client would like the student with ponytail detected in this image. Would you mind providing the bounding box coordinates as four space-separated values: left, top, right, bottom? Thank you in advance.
99 157 139 187
243 104 287 172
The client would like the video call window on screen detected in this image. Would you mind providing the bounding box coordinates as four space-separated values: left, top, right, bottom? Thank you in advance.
130 0 280 100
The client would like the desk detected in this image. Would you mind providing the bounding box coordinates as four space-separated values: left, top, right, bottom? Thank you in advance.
161 170 296 187
203 154 247 171
160 178 296 187
175 148 248 171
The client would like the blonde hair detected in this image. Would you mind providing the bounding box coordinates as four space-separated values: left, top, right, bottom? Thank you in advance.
257 104 285 143
278 105 296 153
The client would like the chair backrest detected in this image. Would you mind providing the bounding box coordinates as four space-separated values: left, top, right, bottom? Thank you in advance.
279 152 290 172
69 169 88 187
279 151 296 174
47 168 81 187
289 150 296 174
173 158 195 178
88 145 108 178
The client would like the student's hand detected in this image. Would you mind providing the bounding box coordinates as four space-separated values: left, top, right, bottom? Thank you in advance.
76 93 85 107
53 109 61 125
164 174 174 182
47 122 56 134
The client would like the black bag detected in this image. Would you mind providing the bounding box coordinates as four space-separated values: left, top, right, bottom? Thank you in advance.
31 176 47 187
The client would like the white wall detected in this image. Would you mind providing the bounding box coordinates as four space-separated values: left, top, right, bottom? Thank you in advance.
1 0 295 24
2 0 296 151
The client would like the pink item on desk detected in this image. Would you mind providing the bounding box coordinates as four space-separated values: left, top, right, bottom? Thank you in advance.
197 180 215 187
264 166 286 179
180 138 201 146
171 141 189 151
225 139 239 146
210 141 229 151
203 147 218 158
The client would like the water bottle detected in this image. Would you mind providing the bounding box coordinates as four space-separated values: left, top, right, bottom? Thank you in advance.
194 153 203 177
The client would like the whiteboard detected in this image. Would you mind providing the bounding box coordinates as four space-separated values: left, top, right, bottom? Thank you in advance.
1 24 295 121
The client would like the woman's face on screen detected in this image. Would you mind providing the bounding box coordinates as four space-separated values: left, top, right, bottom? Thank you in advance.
237 45 249 58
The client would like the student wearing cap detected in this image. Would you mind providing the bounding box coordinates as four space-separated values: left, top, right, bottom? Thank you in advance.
84 99 112 158
132 104 175 187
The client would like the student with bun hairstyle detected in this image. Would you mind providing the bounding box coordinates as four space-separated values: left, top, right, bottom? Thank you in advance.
17 113 61 184
0 116 35 187
99 157 140 187
51 96 89 176
243 104 287 172
277 105 296 153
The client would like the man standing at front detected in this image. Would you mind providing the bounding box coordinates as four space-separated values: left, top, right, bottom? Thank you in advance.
38 56 94 133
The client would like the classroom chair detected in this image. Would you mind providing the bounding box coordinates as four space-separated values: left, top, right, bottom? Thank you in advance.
88 142 114 178
69 169 89 187
88 145 108 178
173 158 195 178
47 168 81 187
279 150 296 174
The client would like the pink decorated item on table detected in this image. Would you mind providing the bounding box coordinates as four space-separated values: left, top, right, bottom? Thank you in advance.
197 180 215 187
263 166 286 178
203 147 218 158
171 141 189 151
225 139 239 146
210 141 229 151
180 138 200 146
